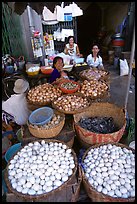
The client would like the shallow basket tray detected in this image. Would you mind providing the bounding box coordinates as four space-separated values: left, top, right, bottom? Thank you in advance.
27 110 65 138
73 102 126 145
81 142 135 202
52 92 91 115
4 139 79 202
79 68 109 81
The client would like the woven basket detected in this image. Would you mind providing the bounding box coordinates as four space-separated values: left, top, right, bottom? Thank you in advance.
26 84 62 108
79 68 109 82
52 93 91 115
27 110 65 138
4 139 79 202
73 102 126 145
81 142 135 202
79 79 110 100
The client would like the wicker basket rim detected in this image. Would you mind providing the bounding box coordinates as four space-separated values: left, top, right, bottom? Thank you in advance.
79 68 109 76
81 142 135 202
73 102 126 118
5 139 78 200
74 121 126 136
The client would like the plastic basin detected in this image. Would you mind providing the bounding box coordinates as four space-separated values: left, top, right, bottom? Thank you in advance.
29 107 54 126
5 143 21 163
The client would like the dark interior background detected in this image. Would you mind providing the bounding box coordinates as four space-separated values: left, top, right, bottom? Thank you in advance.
77 3 101 59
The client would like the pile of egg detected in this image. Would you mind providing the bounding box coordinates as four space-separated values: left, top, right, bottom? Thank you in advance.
7 140 76 196
83 144 135 198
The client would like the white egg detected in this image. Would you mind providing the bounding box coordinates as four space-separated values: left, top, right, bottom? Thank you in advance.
46 180 53 187
50 175 56 181
130 190 135 197
47 166 54 173
107 190 114 197
9 170 16 176
39 163 45 169
12 182 17 189
102 188 108 195
54 180 62 187
8 164 15 170
26 182 32 188
22 188 29 194
28 189 36 195
69 163 75 169
119 186 127 194
45 186 53 193
40 180 45 186
66 149 71 154
22 152 27 158
19 178 26 185
16 185 22 192
130 179 135 186
10 159 16 164
55 173 61 180
40 174 45 180
32 183 40 191
13 155 19 160
29 176 35 184
62 175 68 182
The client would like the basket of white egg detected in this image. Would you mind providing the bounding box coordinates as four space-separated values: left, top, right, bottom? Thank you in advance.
80 142 135 202
27 110 65 139
4 139 81 202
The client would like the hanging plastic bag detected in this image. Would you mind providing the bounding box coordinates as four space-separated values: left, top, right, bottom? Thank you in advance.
70 2 83 17
42 6 58 25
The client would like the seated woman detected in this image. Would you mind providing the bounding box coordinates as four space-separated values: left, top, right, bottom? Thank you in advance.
86 44 104 69
49 56 69 84
64 36 83 58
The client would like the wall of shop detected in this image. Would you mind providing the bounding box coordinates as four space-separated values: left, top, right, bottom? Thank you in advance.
104 3 129 32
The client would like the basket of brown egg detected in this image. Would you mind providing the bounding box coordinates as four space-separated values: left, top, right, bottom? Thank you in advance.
52 93 91 114
26 83 62 110
27 109 65 138
79 79 109 100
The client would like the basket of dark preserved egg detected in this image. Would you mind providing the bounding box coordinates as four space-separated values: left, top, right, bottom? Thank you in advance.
73 102 126 146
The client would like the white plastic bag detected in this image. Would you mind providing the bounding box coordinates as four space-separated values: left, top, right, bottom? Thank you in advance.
120 59 129 76
42 6 58 25
2 94 30 125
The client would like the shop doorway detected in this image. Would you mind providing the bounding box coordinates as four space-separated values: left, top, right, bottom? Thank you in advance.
77 3 102 59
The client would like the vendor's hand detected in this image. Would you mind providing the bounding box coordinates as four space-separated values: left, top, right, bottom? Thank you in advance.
60 71 68 78
77 53 83 58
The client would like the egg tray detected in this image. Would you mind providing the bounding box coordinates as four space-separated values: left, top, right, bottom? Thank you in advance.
81 142 135 202
4 139 79 202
